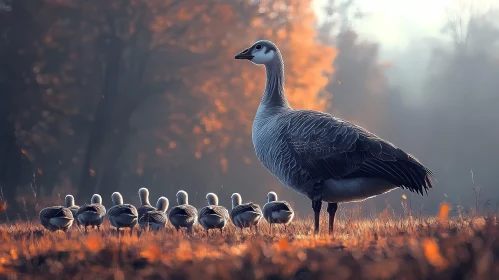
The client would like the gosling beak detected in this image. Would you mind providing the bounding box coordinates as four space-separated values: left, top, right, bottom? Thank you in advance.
234 48 253 60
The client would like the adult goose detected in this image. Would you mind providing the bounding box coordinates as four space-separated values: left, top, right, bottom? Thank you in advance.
39 206 74 232
230 193 262 233
234 40 436 234
198 193 229 236
262 191 294 234
168 190 198 233
139 196 169 231
137 187 156 220
76 194 106 232
108 192 139 235
65 194 80 227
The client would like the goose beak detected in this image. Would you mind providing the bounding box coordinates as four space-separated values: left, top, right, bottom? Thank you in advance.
234 48 254 60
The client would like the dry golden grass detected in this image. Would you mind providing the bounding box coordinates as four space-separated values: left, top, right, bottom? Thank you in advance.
0 212 497 279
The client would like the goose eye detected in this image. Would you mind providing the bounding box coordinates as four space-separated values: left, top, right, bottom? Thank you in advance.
255 44 262 50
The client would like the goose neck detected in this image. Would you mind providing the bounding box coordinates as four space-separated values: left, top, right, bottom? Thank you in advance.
262 57 290 108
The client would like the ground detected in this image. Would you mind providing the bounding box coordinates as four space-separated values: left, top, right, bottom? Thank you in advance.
0 211 497 279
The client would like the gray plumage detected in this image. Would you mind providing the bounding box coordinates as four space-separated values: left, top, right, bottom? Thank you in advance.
230 193 262 231
107 192 138 232
235 40 436 234
39 206 74 232
76 194 106 231
262 191 294 225
65 194 80 224
168 190 198 233
198 193 229 234
139 196 169 231
137 187 156 220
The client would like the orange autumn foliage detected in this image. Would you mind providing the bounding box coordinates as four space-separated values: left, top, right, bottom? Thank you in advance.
143 0 336 174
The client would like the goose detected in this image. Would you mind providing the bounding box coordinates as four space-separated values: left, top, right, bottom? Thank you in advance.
139 196 169 231
262 191 294 234
137 187 156 220
168 190 198 233
107 192 139 235
198 193 230 236
39 206 74 232
65 194 80 227
76 194 106 232
234 40 436 234
230 193 262 233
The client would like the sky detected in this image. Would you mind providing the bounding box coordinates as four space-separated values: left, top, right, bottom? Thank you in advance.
312 0 499 103
313 0 499 49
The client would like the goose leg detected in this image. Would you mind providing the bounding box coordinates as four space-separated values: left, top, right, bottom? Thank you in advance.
312 199 322 235
327 203 338 235
311 179 325 235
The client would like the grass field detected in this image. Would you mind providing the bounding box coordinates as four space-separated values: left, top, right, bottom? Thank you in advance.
0 209 497 279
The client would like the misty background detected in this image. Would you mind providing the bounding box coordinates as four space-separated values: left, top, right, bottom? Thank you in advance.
0 0 498 221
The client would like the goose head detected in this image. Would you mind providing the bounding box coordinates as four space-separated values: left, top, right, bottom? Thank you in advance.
231 193 242 209
156 196 169 212
267 191 278 202
111 192 123 206
176 190 188 205
65 195 75 207
206 193 219 206
91 194 102 204
234 40 278 65
138 187 150 205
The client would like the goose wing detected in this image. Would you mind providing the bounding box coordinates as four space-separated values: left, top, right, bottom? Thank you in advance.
231 203 262 220
199 205 229 220
108 204 137 217
138 205 156 219
265 201 292 212
40 206 66 220
77 203 106 216
169 205 197 218
287 110 435 195
139 210 167 224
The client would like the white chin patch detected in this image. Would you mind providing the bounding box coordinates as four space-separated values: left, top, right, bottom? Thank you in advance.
251 49 275 65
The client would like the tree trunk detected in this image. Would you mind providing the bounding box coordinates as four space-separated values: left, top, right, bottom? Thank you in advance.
0 118 24 221
79 37 124 200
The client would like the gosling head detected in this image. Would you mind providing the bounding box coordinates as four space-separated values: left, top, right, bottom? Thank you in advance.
111 192 123 206
91 194 102 204
176 190 188 205
206 193 219 206
231 193 242 209
234 40 279 66
65 195 75 207
156 196 169 213
138 187 150 205
267 191 278 203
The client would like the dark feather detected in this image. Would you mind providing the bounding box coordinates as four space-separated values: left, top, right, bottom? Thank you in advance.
168 205 197 218
230 202 262 222
139 210 168 225
108 204 138 217
288 110 435 195
199 205 229 220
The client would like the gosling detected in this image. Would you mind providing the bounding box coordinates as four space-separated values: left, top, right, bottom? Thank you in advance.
198 193 229 236
168 190 198 233
230 193 262 234
139 196 169 231
76 194 106 232
107 192 139 236
262 191 294 234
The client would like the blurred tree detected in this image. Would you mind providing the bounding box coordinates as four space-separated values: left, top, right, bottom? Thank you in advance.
1 0 336 212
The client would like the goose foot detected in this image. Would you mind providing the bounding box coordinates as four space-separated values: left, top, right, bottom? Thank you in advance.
327 202 338 235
